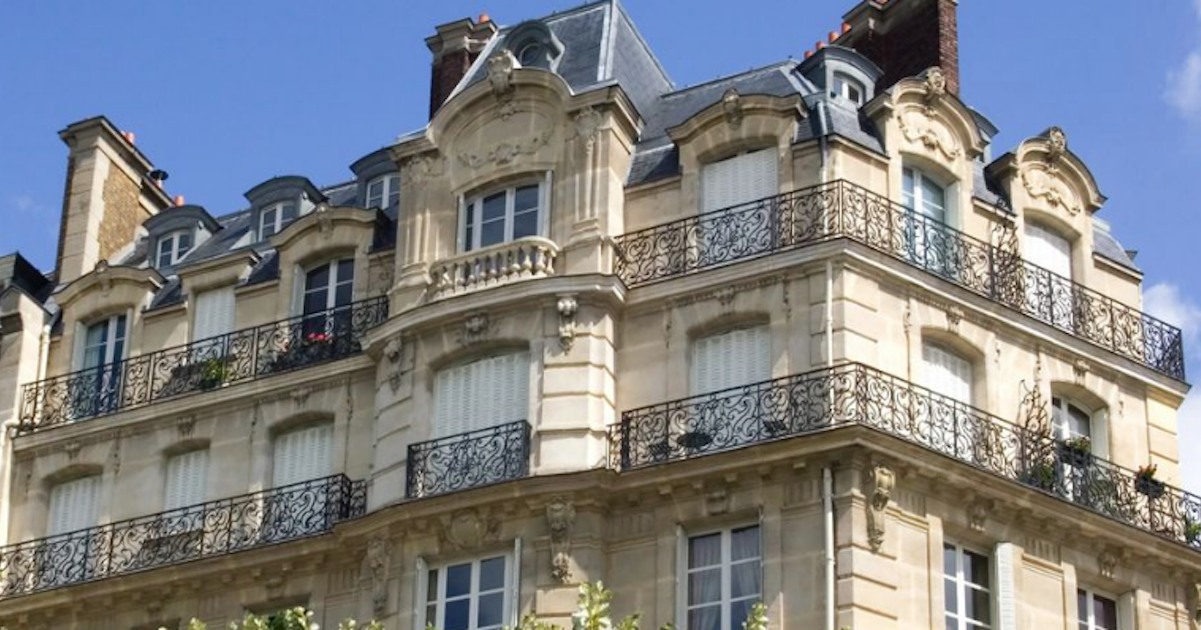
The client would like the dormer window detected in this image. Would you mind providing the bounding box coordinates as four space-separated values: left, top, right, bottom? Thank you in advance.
517 41 544 66
366 173 400 210
505 21 562 71
156 229 193 268
462 181 545 252
833 73 865 106
260 201 298 240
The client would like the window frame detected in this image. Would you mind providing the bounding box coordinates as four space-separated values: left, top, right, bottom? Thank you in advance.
366 173 400 209
902 166 950 225
1051 396 1093 442
423 553 513 630
459 177 549 253
302 258 356 315
81 314 128 370
943 542 993 630
259 200 299 240
156 229 194 268
1024 220 1074 280
682 524 763 630
832 73 865 105
1077 588 1119 630
921 341 974 406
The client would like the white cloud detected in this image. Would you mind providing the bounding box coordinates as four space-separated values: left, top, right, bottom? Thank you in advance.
1144 282 1201 348
10 194 39 214
1166 1 1201 123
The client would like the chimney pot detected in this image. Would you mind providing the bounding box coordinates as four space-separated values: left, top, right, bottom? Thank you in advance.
829 30 839 43
173 195 185 207
816 41 826 50
478 12 490 23
122 131 136 145
842 22 852 33
804 50 814 59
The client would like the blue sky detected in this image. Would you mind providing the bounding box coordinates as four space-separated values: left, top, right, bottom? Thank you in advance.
2 1 1200 483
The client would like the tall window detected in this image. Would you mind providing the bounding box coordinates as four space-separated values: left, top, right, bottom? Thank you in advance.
82 315 127 370
685 525 761 630
903 167 948 224
1077 589 1117 630
463 183 543 252
1052 396 1092 443
1024 222 1072 279
944 543 991 630
164 449 209 510
260 201 298 240
691 326 771 395
303 259 355 316
701 148 778 213
434 352 530 438
903 167 958 278
1023 222 1075 330
922 343 973 405
156 229 193 268
366 173 400 209
47 476 101 536
192 287 236 341
273 423 333 487
425 555 511 630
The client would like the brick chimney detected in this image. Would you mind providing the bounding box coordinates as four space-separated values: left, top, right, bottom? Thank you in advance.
839 0 960 96
425 15 498 119
55 117 172 284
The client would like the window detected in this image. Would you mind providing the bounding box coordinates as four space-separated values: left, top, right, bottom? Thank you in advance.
1077 589 1117 630
82 315 127 370
691 326 771 395
164 449 209 510
903 167 948 224
425 555 511 630
259 201 298 240
47 476 101 536
462 183 543 251
701 148 778 213
944 543 991 630
833 73 865 105
366 173 400 209
192 287 236 341
1052 396 1091 443
902 166 958 278
922 343 972 405
517 41 543 66
1024 222 1072 279
303 259 355 315
685 525 761 630
156 230 193 268
434 352 530 438
273 423 334 487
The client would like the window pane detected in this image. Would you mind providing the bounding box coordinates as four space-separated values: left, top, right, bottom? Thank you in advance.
334 281 353 308
179 231 192 251
688 533 721 568
1068 405 1091 439
304 291 328 316
945 579 959 614
943 544 957 576
514 185 539 212
730 600 755 630
368 180 385 207
1094 595 1117 630
388 182 400 208
482 193 506 221
446 563 472 598
966 587 991 625
903 168 916 209
481 218 506 247
512 207 538 239
480 556 506 591
945 615 958 630
730 561 760 599
261 209 277 236
445 599 470 630
281 202 298 222
478 592 504 628
337 259 355 285
731 526 760 561
688 567 721 605
306 265 330 290
428 569 439 601
964 551 989 588
687 606 721 630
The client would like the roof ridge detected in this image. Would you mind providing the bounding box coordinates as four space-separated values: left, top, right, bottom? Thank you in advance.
663 60 797 98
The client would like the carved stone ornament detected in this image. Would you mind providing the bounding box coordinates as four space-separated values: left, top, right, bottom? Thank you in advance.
488 50 515 99
1020 167 1081 215
496 99 518 121
722 89 744 127
290 386 311 409
458 312 495 345
365 534 391 616
899 108 962 160
556 295 578 352
1097 548 1117 580
945 305 964 334
440 509 499 551
384 336 404 393
1046 126 1067 164
867 463 895 553
546 496 577 583
401 154 445 185
715 286 737 308
923 66 947 108
314 203 333 236
968 500 989 532
457 130 553 169
177 414 196 438
94 259 114 296
571 106 603 151
63 440 83 461
1072 359 1090 385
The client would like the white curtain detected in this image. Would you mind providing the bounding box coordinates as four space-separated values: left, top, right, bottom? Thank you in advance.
687 533 722 630
48 476 101 536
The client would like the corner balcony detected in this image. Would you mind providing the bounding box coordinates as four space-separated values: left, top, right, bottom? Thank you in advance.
0 475 366 599
17 297 389 436
613 180 1186 381
430 237 558 300
405 420 531 499
610 362 1201 550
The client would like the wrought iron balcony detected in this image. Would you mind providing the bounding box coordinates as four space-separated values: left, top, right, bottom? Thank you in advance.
17 296 389 435
0 475 366 599
612 181 1186 380
405 420 531 499
611 363 1201 550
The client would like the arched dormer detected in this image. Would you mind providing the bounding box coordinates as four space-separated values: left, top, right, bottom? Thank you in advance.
142 204 221 272
866 67 987 165
244 176 328 243
270 205 378 320
54 262 163 373
504 20 564 71
797 45 883 108
351 147 401 211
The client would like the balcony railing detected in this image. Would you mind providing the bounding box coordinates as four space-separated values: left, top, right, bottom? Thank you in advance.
430 237 559 299
611 363 1201 549
17 296 389 435
0 475 366 599
612 181 1186 381
405 420 531 499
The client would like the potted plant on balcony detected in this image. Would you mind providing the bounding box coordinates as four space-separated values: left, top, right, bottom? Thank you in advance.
270 331 338 372
1020 458 1057 492
1185 516 1201 546
1056 436 1092 467
197 356 231 391
1135 463 1165 499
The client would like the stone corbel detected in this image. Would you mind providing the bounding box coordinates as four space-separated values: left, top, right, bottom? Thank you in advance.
94 260 113 296
314 203 333 237
440 509 500 552
922 66 948 112
457 312 494 346
557 295 578 352
546 496 576 583
722 89 744 127
364 534 392 617
487 50 515 100
867 463 895 553
968 499 991 532
383 335 405 394
945 305 964 335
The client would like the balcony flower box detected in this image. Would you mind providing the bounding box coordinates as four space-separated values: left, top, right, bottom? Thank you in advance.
1135 464 1165 499
270 332 337 372
1056 437 1092 468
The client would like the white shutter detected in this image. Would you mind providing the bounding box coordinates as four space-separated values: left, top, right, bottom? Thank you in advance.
1091 409 1110 460
273 424 334 487
675 524 687 630
511 538 523 627
701 148 778 213
993 542 1017 630
47 476 101 536
165 449 210 510
922 344 972 405
192 287 236 341
691 326 770 395
434 352 531 437
1024 223 1071 279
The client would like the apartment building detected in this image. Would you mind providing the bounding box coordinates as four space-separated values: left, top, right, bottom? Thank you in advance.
0 0 1195 629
